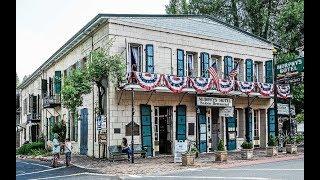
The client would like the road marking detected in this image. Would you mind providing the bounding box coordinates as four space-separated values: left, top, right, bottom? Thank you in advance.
16 160 52 168
186 168 203 172
16 166 66 176
125 175 271 179
30 172 116 180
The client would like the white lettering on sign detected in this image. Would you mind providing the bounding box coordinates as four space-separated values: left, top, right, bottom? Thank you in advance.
197 97 233 107
174 140 188 163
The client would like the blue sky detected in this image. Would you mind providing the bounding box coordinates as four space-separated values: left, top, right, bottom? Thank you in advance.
16 0 169 81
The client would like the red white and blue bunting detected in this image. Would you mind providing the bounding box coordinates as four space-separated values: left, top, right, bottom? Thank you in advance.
163 75 188 93
236 81 255 94
277 84 291 99
217 79 235 94
257 83 273 96
134 72 162 91
190 77 213 93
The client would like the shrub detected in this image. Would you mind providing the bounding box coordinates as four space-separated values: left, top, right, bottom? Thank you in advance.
28 149 50 157
268 135 277 146
17 141 45 155
296 134 304 144
217 139 225 151
241 141 253 149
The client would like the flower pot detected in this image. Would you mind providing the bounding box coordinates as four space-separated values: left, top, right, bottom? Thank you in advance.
241 149 253 159
285 144 297 154
182 153 195 166
266 146 278 157
215 151 227 162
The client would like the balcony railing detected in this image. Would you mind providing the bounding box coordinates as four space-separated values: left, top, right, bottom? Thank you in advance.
43 94 61 108
27 113 40 123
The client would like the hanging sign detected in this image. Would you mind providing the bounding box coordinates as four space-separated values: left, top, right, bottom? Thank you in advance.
278 103 289 115
197 97 232 107
276 57 304 79
96 116 102 131
219 107 234 117
174 140 188 163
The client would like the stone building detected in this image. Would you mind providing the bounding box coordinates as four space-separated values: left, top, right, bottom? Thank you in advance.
18 14 279 158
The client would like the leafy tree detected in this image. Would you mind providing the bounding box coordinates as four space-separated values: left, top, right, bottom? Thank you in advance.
61 69 91 115
165 0 190 14
16 73 19 87
86 42 125 115
51 120 67 142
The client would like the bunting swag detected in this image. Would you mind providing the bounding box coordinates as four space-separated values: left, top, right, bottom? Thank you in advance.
190 77 213 93
236 81 255 94
134 72 162 91
277 84 291 99
257 83 273 96
164 75 188 93
217 79 234 94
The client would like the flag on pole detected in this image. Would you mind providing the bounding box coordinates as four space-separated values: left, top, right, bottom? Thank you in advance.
208 62 219 86
229 63 239 79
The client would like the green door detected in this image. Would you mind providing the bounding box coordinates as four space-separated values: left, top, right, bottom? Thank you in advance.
226 116 237 150
245 108 253 142
141 105 153 157
267 108 276 139
176 105 186 141
197 107 207 153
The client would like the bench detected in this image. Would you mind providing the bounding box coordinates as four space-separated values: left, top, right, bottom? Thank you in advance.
108 144 147 162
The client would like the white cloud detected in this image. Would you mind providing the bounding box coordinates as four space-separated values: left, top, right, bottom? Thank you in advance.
16 0 170 80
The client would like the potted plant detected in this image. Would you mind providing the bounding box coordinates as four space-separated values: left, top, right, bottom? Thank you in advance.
190 146 199 158
266 135 278 157
285 136 297 154
215 139 227 162
181 150 196 166
241 141 254 159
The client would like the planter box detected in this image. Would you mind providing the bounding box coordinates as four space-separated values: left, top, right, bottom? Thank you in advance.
266 146 278 157
182 153 195 166
241 149 253 159
215 151 227 162
286 144 297 154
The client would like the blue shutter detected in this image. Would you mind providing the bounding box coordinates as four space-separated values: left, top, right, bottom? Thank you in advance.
245 108 253 142
176 105 186 141
265 60 273 83
54 71 61 94
224 56 233 78
177 49 184 76
267 108 276 138
200 52 210 78
140 105 153 157
145 44 154 73
246 59 253 82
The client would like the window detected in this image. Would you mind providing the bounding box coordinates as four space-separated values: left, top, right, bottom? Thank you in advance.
245 59 253 82
129 44 143 72
41 79 48 97
265 60 273 83
177 49 185 76
187 54 194 77
200 52 210 78
254 110 259 138
145 44 154 73
48 77 53 97
254 62 259 82
224 56 233 78
54 71 61 94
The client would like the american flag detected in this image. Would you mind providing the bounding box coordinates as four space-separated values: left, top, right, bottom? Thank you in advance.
229 63 239 79
208 62 219 85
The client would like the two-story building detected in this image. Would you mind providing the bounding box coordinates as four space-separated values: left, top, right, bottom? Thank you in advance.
18 14 285 158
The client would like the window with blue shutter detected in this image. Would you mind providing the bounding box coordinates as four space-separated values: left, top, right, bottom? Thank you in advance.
265 60 273 83
224 56 233 78
177 49 184 76
54 71 61 94
145 44 154 73
200 52 210 78
245 59 253 82
176 105 186 141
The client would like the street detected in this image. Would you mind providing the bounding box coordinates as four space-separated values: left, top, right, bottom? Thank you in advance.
17 158 303 179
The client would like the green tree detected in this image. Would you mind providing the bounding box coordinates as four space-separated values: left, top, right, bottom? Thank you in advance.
16 73 19 87
86 42 125 115
165 0 190 14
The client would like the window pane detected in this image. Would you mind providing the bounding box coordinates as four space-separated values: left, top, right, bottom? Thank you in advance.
146 45 153 56
178 50 183 60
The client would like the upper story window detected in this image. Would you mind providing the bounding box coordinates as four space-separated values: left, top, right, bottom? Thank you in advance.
145 44 154 73
245 59 253 82
265 60 273 83
233 59 240 81
186 52 198 77
200 52 210 78
224 56 233 79
212 55 222 78
129 43 143 72
54 71 61 94
177 49 185 76
254 61 263 82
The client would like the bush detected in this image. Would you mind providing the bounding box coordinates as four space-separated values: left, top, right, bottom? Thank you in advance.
28 149 50 157
295 134 304 144
17 141 45 155
217 139 225 151
241 141 253 149
268 135 277 146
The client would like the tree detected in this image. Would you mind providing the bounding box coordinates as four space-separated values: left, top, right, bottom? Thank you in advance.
86 42 125 115
165 0 190 14
61 69 91 115
16 73 19 87
22 75 28 82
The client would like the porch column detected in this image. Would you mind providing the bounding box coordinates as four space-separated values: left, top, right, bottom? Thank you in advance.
259 109 268 148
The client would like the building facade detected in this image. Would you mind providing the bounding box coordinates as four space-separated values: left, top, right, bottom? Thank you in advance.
18 14 279 158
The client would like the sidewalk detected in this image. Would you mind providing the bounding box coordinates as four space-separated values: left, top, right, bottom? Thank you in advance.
16 147 304 176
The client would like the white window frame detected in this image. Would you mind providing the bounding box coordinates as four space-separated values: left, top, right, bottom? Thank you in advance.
253 110 260 138
254 62 260 82
128 43 143 72
186 53 194 77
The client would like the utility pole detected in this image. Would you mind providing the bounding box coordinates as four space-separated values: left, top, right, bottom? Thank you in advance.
272 48 280 148
131 88 135 163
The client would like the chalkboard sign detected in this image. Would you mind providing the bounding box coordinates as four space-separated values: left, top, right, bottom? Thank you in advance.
125 121 140 136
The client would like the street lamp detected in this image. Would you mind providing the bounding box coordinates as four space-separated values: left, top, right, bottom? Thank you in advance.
131 88 135 163
272 48 279 148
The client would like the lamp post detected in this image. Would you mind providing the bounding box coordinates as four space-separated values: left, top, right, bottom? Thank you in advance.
131 88 135 163
272 48 279 147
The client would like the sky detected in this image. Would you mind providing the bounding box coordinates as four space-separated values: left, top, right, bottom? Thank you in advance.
16 0 170 81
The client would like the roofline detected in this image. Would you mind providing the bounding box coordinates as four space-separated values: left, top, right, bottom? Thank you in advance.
18 13 280 89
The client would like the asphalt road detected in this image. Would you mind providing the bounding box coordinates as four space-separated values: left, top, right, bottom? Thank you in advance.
17 158 303 180
122 158 304 180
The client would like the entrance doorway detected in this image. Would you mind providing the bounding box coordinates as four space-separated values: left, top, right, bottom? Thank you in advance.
155 106 173 155
211 108 219 151
30 124 39 142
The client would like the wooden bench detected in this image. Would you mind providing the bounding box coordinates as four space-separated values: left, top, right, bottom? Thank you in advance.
108 144 147 162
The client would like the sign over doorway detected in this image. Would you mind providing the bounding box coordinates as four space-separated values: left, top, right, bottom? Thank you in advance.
197 97 232 107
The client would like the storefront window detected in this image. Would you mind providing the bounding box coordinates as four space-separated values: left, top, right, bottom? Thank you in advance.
254 110 259 137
